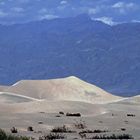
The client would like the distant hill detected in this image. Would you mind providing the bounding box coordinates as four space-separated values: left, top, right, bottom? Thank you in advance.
0 14 140 96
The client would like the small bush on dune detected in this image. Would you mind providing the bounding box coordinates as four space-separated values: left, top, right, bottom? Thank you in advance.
55 115 61 117
27 126 34 132
74 121 86 129
51 125 75 133
93 129 108 133
39 133 66 140
79 129 109 134
79 133 86 139
0 129 7 140
127 114 135 117
0 129 29 140
38 121 43 124
59 112 64 115
10 127 18 133
90 134 133 139
121 128 126 131
66 113 81 117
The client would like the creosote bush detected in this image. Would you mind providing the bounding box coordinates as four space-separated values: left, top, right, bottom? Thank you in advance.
74 120 86 129
89 134 133 139
55 115 61 117
79 129 109 134
121 128 126 131
51 125 75 133
27 126 34 132
66 113 81 117
39 133 66 140
59 112 64 115
0 129 29 140
127 114 136 117
11 127 18 133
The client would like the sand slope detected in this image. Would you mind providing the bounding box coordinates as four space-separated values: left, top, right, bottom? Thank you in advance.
0 77 139 139
0 92 40 104
116 95 140 105
0 85 9 91
2 76 121 104
13 100 106 115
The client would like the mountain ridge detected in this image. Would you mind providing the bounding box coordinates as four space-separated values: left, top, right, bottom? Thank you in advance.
0 14 140 96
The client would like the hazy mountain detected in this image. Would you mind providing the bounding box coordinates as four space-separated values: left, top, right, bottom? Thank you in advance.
0 0 140 24
0 14 140 96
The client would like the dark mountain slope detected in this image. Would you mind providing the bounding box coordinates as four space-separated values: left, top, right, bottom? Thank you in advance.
0 14 140 96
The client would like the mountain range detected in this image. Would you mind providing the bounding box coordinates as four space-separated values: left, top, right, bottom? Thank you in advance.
0 14 140 96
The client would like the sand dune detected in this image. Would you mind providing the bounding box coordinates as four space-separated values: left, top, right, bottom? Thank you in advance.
116 95 140 104
13 100 106 115
0 98 106 115
0 92 40 104
0 77 140 139
0 76 121 115
0 85 9 91
130 95 140 102
2 76 121 104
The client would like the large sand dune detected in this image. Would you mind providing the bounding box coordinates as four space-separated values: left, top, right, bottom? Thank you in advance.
2 76 121 104
11 100 106 115
0 92 40 104
116 95 140 104
0 77 140 139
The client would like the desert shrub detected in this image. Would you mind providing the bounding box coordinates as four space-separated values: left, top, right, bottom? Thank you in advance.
51 125 75 133
124 120 128 123
93 129 108 133
27 126 34 131
55 115 61 117
79 130 93 134
59 112 64 115
89 134 133 139
11 127 18 133
39 112 45 114
74 121 86 129
0 129 29 140
127 114 135 117
79 129 109 134
0 129 7 140
38 122 43 124
121 128 126 131
66 113 81 117
79 132 86 139
39 133 66 140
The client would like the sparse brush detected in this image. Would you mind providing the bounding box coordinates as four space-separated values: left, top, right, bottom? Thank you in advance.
10 127 18 133
59 112 64 115
51 125 75 133
0 129 29 140
89 134 133 139
66 113 81 117
79 129 109 134
39 133 66 140
27 126 34 132
74 121 86 129
127 114 136 117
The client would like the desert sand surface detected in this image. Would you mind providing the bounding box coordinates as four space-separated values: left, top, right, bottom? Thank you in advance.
3 76 121 104
0 77 140 139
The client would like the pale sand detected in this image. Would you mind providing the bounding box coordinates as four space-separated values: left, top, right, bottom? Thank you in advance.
0 77 139 139
2 76 121 104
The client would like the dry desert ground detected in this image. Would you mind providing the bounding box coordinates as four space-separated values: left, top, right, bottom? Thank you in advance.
0 77 140 139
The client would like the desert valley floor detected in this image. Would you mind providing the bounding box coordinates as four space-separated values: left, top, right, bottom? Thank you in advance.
0 76 140 139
